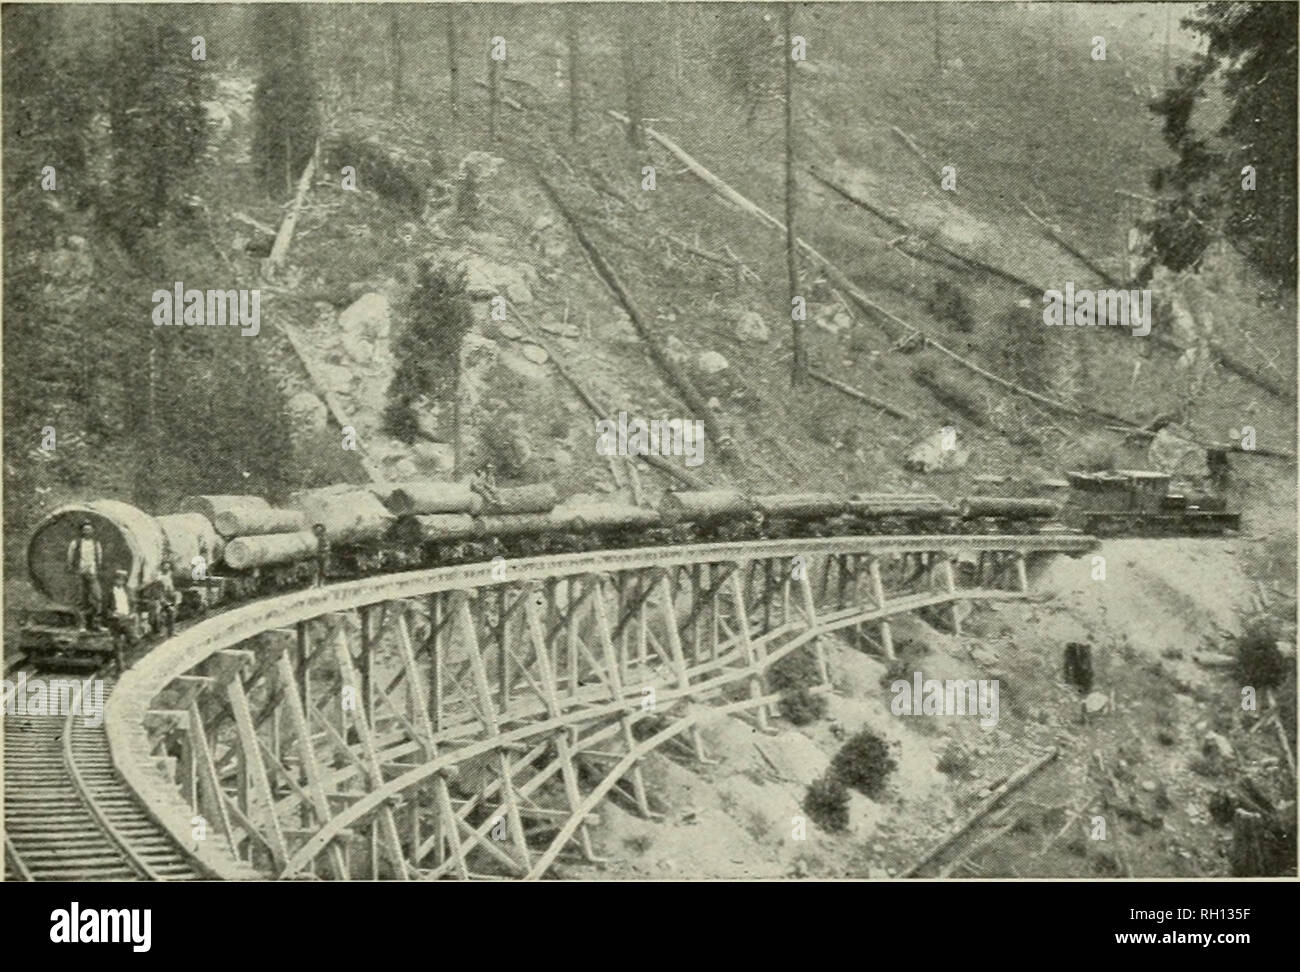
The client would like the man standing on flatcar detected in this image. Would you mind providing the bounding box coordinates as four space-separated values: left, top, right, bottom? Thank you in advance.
470 461 500 508
106 569 138 672
66 521 104 632
312 523 331 587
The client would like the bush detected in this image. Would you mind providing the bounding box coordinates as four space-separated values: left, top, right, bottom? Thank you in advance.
768 647 827 726
829 729 897 799
924 279 974 332
326 134 427 214
803 774 850 833
1237 625 1286 690
384 262 473 443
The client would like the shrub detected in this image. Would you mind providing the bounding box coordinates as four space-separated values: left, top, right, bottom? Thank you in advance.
830 729 897 799
384 262 473 443
768 647 827 725
804 774 850 833
1237 625 1286 690
924 279 974 332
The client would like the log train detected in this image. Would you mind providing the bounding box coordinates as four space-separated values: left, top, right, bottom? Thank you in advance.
16 469 1238 671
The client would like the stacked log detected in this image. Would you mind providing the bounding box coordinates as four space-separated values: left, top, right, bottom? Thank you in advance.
224 531 319 570
755 493 847 519
960 497 1059 520
377 481 483 516
156 512 224 573
393 514 478 544
659 489 751 526
846 493 958 517
480 483 558 515
289 486 394 543
212 506 307 538
179 495 270 524
554 504 661 532
475 513 566 538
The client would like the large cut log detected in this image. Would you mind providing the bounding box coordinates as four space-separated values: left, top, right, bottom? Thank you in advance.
754 493 847 519
846 494 958 516
960 497 1059 519
659 489 752 526
224 531 319 570
553 504 662 531
480 483 558 515
156 513 224 573
393 514 478 544
289 487 394 543
212 506 307 539
179 495 270 523
535 172 734 458
377 481 483 515
475 513 570 538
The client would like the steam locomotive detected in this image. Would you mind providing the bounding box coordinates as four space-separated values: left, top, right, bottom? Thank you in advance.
15 469 1237 672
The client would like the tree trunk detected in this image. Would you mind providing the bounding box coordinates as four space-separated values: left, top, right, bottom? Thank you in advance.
446 10 459 119
389 9 403 109
622 18 644 148
933 6 942 70
488 38 499 143
567 9 580 141
783 4 805 385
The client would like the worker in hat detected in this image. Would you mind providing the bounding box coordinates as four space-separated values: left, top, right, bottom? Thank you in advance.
65 521 104 632
312 523 331 587
106 569 138 671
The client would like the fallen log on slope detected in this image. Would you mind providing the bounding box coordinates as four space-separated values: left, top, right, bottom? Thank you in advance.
807 369 916 421
1017 199 1291 401
527 327 711 491
902 747 1059 877
265 143 319 274
608 112 1143 430
808 166 1042 295
535 171 734 459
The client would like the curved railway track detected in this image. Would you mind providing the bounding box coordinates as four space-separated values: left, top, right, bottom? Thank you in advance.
4 673 205 881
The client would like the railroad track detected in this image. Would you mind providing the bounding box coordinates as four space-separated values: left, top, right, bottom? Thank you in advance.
4 673 204 881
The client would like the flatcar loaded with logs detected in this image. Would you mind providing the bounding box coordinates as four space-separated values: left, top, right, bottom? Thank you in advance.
16 470 1239 671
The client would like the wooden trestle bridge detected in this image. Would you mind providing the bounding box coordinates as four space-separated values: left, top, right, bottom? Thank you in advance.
100 533 1093 880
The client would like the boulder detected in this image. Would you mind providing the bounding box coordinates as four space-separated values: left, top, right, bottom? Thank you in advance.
521 343 549 365
287 390 328 435
904 430 970 474
339 292 391 342
458 151 504 183
735 310 771 343
665 335 690 367
460 256 534 304
697 350 729 375
411 440 456 473
1202 731 1235 763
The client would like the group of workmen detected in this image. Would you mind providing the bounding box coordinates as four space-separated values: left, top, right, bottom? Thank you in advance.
66 521 181 652
63 464 501 657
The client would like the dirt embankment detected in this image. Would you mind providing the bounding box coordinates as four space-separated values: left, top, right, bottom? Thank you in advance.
574 539 1291 879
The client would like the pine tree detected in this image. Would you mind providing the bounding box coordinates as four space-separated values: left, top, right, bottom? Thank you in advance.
1145 3 1297 286
252 5 320 195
